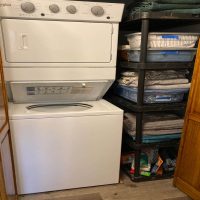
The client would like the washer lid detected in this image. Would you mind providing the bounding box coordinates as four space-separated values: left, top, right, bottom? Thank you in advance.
8 100 123 119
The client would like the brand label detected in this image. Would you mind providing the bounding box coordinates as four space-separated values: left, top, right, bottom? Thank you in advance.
0 3 11 7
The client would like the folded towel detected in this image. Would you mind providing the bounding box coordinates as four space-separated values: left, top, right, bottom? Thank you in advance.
131 133 181 143
119 83 190 89
121 70 188 80
124 112 184 131
118 70 190 89
125 126 182 135
130 2 200 13
153 0 200 4
164 8 200 14
129 1 200 15
144 83 190 89
118 77 189 86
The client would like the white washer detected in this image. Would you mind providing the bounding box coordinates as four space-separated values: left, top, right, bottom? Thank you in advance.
9 100 123 194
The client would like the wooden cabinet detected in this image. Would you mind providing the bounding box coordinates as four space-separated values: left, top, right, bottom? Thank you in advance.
0 53 16 200
174 42 200 200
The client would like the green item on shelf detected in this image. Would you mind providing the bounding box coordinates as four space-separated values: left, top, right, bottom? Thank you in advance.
130 153 151 173
141 171 151 177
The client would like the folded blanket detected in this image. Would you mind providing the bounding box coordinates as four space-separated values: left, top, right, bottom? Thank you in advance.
164 8 200 14
129 1 200 15
124 112 184 131
133 2 200 12
131 133 181 143
153 0 200 4
125 126 182 135
118 77 189 86
119 70 190 89
119 82 190 89
121 70 188 80
144 83 190 89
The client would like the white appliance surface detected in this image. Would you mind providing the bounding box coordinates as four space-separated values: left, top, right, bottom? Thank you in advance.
0 0 124 68
4 68 116 81
2 0 124 194
0 0 124 22
10 80 113 103
2 19 112 63
9 100 123 194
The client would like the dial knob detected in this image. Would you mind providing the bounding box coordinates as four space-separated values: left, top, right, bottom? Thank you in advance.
49 4 60 13
91 6 104 17
21 2 35 13
66 5 77 14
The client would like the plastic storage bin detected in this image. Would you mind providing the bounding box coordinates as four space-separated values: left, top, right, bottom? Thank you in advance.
127 32 199 49
127 49 196 62
115 85 189 104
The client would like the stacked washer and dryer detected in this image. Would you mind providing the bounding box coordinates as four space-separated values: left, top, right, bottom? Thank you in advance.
0 0 124 195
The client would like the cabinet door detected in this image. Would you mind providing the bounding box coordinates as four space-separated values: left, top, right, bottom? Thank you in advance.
174 42 200 200
0 52 16 200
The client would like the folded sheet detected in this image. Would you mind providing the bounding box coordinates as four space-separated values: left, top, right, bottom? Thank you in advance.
164 8 200 14
125 126 182 136
119 70 190 89
121 70 188 79
153 0 200 4
124 112 184 132
133 2 200 12
144 83 190 89
129 1 200 15
131 133 181 143
118 77 189 86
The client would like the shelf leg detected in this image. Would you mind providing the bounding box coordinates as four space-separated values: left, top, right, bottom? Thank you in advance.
134 112 143 177
137 19 149 106
140 19 149 63
137 70 145 106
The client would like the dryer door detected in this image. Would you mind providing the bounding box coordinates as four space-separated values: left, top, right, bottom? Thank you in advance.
2 19 112 63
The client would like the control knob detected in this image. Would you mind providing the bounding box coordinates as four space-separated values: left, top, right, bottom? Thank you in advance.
49 4 60 13
21 2 35 13
66 5 77 14
91 6 104 17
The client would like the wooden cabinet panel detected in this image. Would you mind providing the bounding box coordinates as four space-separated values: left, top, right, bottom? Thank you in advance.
1 132 15 196
174 41 200 200
0 52 16 200
177 120 200 190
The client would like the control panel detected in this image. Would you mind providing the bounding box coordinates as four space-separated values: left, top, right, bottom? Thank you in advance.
0 0 124 22
26 86 71 96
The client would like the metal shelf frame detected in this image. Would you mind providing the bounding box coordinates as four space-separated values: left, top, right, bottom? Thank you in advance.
114 12 199 180
122 165 174 182
128 11 200 21
118 61 194 70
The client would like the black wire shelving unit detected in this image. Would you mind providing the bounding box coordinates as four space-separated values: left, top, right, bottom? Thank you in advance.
107 12 200 181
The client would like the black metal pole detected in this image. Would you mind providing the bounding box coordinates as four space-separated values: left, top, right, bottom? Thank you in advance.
134 112 143 177
134 19 149 178
137 19 149 105
140 19 149 63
